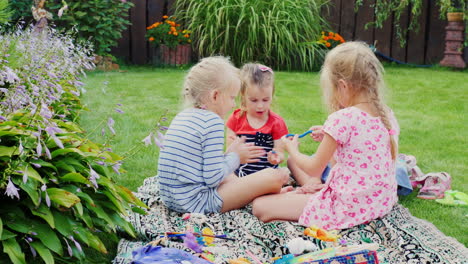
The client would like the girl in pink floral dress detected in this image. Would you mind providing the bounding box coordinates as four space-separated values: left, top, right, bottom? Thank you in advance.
252 41 400 230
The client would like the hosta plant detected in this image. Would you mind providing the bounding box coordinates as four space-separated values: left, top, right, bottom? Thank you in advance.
0 27 147 263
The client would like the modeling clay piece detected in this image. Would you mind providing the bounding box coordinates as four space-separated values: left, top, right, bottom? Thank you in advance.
304 225 340 242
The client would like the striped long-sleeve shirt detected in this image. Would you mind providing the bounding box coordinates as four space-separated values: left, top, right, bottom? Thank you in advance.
157 108 240 213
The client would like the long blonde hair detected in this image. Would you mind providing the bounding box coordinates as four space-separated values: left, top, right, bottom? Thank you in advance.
239 63 275 115
183 56 239 109
320 41 397 159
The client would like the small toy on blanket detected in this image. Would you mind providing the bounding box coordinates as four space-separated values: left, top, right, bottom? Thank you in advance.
272 226 380 264
303 225 340 243
131 245 214 264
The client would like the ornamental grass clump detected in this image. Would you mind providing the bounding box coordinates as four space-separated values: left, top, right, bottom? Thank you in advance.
0 26 148 263
146 15 191 49
175 0 329 71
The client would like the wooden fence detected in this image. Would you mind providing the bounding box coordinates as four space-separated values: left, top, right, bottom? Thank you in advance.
112 0 467 66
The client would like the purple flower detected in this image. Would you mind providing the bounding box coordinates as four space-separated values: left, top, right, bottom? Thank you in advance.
41 184 51 207
112 162 121 175
23 169 28 183
107 117 115 135
152 134 164 149
18 141 24 154
51 135 64 149
31 163 42 168
64 238 73 257
115 108 124 114
89 166 100 189
142 133 152 146
96 161 105 166
101 128 105 137
44 145 52 160
69 236 82 252
40 103 53 119
5 177 20 199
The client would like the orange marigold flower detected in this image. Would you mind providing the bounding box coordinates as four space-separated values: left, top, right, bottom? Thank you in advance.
326 42 331 47
184 34 189 38
173 32 178 36
149 37 155 42
170 26 176 31
168 31 172 35
163 15 168 19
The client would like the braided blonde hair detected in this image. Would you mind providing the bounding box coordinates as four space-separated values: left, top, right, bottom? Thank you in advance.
183 56 239 109
239 63 275 115
320 41 397 159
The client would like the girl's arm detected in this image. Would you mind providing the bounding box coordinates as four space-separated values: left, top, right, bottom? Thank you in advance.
226 127 237 148
284 133 337 177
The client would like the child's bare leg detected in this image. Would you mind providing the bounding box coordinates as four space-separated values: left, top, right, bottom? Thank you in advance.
218 168 289 212
287 158 322 186
252 192 310 222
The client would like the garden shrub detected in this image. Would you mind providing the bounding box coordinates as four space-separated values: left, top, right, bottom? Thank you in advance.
0 27 146 263
175 0 329 71
8 0 133 56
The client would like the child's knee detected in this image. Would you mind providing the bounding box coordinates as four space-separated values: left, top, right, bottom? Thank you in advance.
252 198 270 222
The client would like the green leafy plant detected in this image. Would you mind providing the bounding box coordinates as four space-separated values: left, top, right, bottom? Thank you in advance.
0 26 148 263
175 0 329 71
146 15 191 49
7 0 134 56
355 0 467 47
48 0 134 55
0 0 11 23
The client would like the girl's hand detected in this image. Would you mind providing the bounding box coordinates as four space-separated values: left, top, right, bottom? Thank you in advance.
309 125 324 142
227 136 265 164
296 183 324 194
267 149 284 165
281 134 300 153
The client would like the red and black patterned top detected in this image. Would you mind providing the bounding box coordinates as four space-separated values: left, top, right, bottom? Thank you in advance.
226 109 288 176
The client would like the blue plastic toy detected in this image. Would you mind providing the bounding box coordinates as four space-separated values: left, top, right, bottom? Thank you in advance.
285 130 312 138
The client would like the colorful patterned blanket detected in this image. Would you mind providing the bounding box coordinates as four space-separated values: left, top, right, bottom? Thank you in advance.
113 176 468 264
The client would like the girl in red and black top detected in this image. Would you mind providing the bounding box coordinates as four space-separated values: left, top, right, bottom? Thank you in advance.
226 63 288 176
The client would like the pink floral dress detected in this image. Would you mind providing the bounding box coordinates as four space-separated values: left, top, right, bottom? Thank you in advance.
299 107 399 230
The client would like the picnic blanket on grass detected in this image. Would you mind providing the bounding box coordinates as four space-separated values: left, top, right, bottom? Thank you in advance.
113 176 468 264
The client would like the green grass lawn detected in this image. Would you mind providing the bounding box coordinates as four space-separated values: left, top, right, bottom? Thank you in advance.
80 65 467 261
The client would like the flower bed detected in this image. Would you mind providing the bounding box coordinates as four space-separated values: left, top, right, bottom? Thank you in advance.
0 27 146 263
